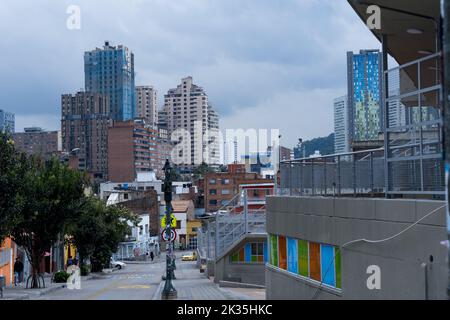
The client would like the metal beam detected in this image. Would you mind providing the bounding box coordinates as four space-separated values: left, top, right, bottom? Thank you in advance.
442 0 450 300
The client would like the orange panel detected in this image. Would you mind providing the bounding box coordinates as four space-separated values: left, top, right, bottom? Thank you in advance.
278 236 287 270
309 242 321 281
238 248 245 262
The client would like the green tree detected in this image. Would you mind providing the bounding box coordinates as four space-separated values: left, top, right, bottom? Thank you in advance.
0 132 26 242
68 197 140 273
66 197 104 271
11 157 86 288
90 204 140 272
192 162 215 179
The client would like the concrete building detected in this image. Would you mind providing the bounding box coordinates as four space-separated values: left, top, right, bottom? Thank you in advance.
13 127 61 159
136 86 158 126
61 92 111 180
108 119 159 182
171 200 195 249
333 96 350 154
347 49 383 143
163 76 220 169
157 109 168 129
0 109 15 133
84 41 135 121
99 174 163 202
105 188 160 260
267 0 447 300
155 127 173 178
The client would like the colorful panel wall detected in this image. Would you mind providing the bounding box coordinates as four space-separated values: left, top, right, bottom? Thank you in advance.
229 241 268 264
268 234 342 290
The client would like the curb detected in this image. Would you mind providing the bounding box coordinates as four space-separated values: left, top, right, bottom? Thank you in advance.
2 284 65 300
151 281 165 300
218 281 266 289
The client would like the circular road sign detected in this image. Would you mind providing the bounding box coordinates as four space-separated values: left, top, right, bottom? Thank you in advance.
161 229 177 242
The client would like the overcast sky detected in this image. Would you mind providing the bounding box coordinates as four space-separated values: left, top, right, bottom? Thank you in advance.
0 0 381 151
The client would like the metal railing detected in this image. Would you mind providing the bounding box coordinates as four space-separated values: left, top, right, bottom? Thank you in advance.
279 148 385 197
279 53 445 198
197 188 267 261
385 52 444 195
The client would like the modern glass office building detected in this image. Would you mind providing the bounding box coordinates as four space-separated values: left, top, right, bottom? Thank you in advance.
347 50 383 142
84 41 136 121
333 95 350 154
0 109 15 133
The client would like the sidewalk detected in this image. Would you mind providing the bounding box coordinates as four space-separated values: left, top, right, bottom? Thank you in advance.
153 260 265 300
1 276 65 300
0 271 114 300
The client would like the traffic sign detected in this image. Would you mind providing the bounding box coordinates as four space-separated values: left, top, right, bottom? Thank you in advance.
161 229 177 242
161 213 177 228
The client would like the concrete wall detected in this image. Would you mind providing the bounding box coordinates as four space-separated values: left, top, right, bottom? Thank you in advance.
214 235 266 286
266 196 448 300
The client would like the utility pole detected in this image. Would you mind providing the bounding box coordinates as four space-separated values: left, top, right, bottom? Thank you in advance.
443 0 450 299
161 159 177 299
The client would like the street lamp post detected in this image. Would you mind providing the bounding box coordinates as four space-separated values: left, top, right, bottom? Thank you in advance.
161 159 177 300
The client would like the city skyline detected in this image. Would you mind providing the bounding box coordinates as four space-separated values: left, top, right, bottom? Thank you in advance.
0 0 382 148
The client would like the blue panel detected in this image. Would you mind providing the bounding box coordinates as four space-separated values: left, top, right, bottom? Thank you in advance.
320 244 336 287
263 242 268 263
245 243 251 262
287 238 298 274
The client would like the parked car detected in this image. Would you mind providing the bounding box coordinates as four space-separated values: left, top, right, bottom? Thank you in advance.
181 251 197 261
110 258 126 270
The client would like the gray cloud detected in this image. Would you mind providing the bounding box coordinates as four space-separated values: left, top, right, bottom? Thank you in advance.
0 0 380 147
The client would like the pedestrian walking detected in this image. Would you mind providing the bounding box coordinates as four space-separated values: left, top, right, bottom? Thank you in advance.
13 257 24 286
150 251 154 261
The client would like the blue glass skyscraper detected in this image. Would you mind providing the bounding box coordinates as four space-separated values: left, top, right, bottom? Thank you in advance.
347 50 383 142
84 41 136 121
0 109 15 133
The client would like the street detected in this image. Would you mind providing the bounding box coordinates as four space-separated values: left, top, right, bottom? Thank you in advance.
35 259 166 300
27 251 264 300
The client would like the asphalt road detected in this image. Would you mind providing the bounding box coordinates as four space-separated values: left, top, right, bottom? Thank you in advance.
35 259 166 300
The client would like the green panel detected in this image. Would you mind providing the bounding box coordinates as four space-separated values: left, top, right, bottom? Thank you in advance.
251 256 257 262
231 253 238 263
335 247 342 289
298 239 309 277
270 235 278 267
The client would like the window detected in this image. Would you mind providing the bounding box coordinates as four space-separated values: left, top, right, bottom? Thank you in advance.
230 242 267 264
124 193 129 200
309 242 321 281
176 220 181 229
278 236 287 270
209 179 216 184
270 234 278 267
221 179 230 185
251 243 264 262
209 189 217 195
287 238 298 273
209 200 217 206
268 234 341 290
221 189 230 195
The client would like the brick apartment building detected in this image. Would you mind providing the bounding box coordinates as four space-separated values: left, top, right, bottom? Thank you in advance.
108 119 172 182
204 164 273 212
61 91 111 180
108 119 157 182
13 127 60 159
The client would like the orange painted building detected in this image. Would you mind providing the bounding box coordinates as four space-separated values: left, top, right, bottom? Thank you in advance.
0 238 16 287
